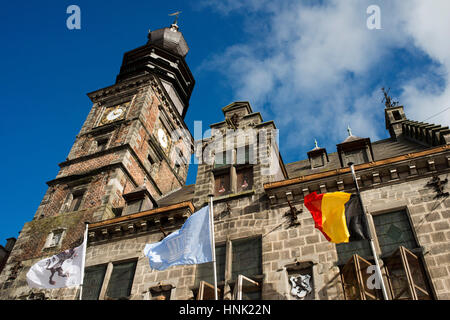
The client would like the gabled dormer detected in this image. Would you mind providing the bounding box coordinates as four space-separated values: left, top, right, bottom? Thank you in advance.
307 140 329 169
337 127 374 167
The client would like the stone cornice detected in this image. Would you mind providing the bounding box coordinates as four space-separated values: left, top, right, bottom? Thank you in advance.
51 144 163 196
87 75 153 103
265 145 450 191
88 201 194 243
264 145 450 206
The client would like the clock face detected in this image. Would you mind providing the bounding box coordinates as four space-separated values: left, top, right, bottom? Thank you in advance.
158 128 168 149
99 103 128 126
106 108 124 121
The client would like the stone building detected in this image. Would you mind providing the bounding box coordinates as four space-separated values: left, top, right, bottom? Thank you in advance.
1 21 450 300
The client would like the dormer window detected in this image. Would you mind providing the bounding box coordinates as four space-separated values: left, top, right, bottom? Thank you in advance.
343 149 369 166
337 128 374 168
311 156 325 168
122 184 156 216
307 140 329 169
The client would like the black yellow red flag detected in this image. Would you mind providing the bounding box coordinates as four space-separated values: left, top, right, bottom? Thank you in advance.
304 192 369 244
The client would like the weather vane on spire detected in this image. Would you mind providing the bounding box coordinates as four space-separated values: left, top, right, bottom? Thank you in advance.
169 11 182 26
381 87 399 108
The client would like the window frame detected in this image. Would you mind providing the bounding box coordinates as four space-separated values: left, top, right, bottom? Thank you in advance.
213 145 255 197
44 228 66 249
104 259 138 300
338 207 435 300
195 236 263 300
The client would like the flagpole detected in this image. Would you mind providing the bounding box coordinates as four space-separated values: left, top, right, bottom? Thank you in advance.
348 163 389 300
78 222 89 301
208 195 218 300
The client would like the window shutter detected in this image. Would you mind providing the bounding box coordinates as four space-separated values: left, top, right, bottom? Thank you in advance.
341 254 382 300
384 246 432 300
233 275 260 300
197 281 221 300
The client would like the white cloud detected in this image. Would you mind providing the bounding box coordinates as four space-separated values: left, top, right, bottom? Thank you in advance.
199 0 450 157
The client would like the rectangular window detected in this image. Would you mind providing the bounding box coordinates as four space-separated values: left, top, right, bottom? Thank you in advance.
195 244 226 287
231 237 262 281
372 210 418 257
236 145 253 165
97 139 108 152
340 254 382 300
195 237 263 300
336 240 372 266
70 192 84 212
105 261 137 300
82 265 107 300
214 173 230 197
344 150 369 166
311 155 324 168
148 154 156 165
236 167 253 193
126 199 144 215
214 151 231 169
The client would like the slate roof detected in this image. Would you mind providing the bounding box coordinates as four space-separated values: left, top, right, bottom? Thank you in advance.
286 137 428 179
156 184 196 207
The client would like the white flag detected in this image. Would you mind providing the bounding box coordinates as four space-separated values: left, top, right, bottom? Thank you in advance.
26 242 85 289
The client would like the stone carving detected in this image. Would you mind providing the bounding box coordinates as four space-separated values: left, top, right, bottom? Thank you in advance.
290 275 312 299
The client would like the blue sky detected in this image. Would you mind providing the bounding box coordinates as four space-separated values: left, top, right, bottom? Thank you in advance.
1 0 449 244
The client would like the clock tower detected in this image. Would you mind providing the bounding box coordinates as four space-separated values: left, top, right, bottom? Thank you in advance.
0 19 195 292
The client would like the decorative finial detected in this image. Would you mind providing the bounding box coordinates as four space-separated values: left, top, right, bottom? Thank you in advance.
169 11 182 28
314 139 319 149
347 125 353 137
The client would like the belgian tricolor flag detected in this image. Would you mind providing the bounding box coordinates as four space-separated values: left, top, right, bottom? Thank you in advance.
304 192 370 244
